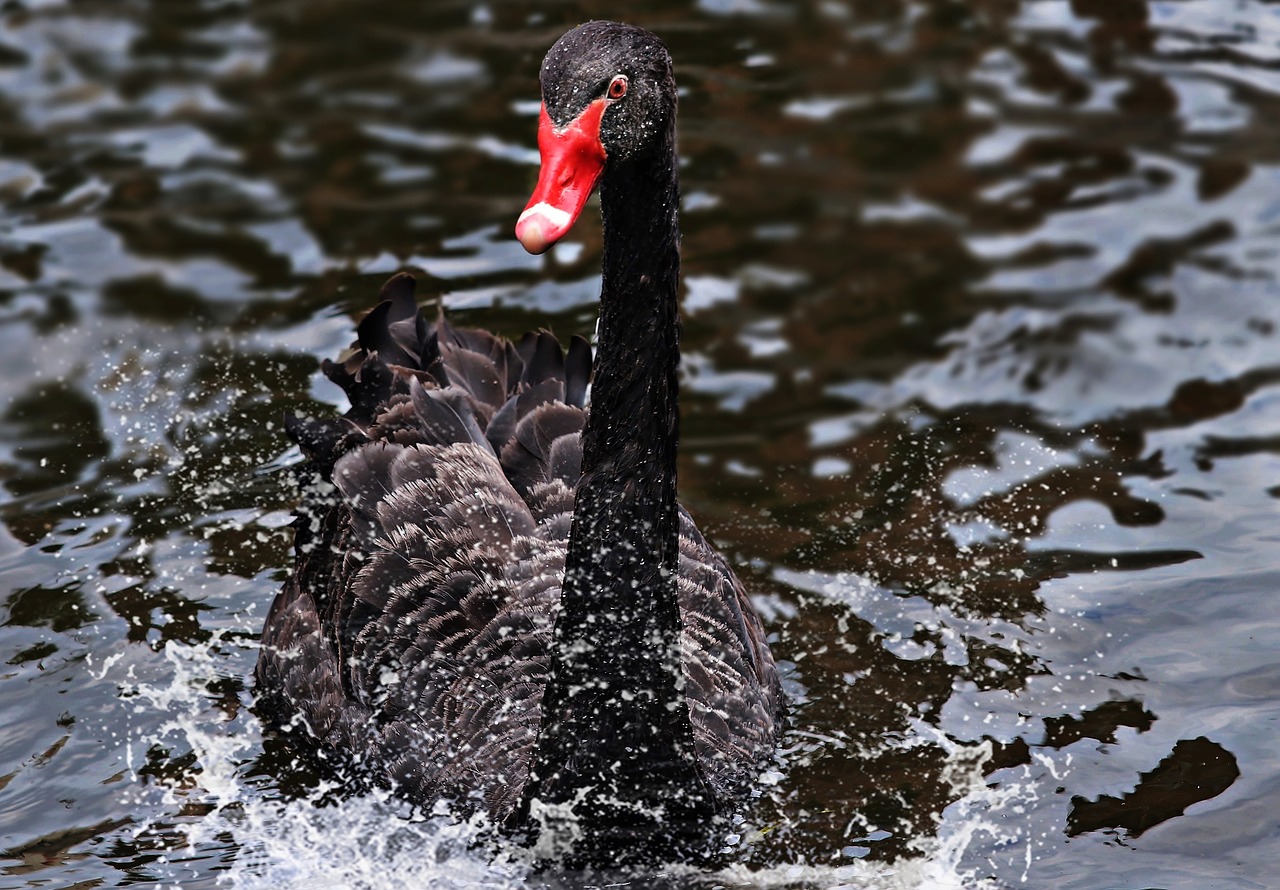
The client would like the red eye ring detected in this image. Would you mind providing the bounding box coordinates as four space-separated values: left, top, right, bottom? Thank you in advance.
608 75 628 100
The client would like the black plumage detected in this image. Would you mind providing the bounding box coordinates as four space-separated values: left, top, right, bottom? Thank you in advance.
257 21 782 867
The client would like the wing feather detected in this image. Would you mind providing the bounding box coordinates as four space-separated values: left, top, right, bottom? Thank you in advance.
257 275 782 824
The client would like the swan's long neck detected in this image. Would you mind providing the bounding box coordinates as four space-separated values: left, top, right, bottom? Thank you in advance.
525 127 716 858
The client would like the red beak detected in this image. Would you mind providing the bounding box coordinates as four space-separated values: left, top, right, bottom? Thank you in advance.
516 100 608 255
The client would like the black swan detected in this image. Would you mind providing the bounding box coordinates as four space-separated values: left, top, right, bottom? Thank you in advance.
256 21 782 865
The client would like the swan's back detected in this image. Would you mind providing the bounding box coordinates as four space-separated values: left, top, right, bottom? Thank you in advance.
257 273 782 824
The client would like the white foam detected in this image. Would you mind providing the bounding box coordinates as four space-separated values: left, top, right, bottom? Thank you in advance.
112 634 1045 889
114 636 525 888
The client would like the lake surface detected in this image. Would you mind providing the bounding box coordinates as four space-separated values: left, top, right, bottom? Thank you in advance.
1 1 1277 887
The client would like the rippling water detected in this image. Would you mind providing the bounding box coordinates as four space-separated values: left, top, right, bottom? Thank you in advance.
2 1 1277 887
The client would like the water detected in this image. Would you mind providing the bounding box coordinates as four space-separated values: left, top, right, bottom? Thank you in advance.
1 0 1277 886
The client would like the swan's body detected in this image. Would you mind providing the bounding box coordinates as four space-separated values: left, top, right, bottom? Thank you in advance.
257 22 782 864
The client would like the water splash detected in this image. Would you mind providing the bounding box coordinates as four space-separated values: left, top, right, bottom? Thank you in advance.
116 635 528 888
221 798 526 890
110 632 1042 889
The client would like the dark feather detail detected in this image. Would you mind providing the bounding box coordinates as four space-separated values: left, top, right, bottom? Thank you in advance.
565 335 593 408
408 378 495 456
501 403 586 497
516 377 564 419
259 272 782 834
484 394 520 455
521 330 565 390
357 273 419 352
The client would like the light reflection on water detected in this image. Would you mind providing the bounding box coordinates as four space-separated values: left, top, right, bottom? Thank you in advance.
2 0 1278 887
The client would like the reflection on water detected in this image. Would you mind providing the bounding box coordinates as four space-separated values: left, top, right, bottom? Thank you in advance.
2 0 1278 887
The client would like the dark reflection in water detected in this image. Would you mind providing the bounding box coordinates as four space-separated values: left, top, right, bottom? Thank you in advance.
1067 736 1240 840
1 0 1278 887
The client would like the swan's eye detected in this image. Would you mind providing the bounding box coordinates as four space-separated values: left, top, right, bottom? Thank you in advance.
607 75 628 100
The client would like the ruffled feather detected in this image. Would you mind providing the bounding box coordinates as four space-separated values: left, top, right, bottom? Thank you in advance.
257 272 781 824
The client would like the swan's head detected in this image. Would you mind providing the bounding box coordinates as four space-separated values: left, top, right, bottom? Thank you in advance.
516 21 676 255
